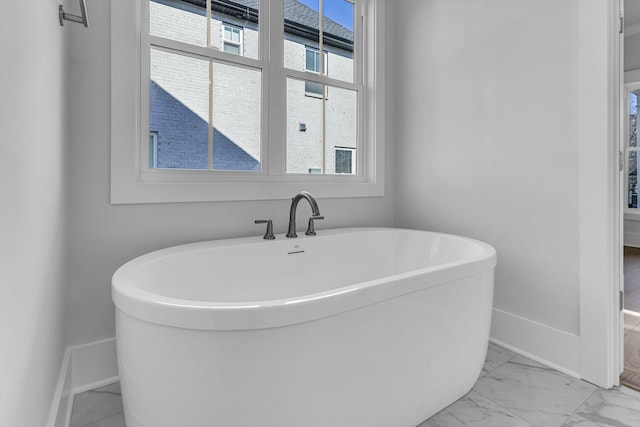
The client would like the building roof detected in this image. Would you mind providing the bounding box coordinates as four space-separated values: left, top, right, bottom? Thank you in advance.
184 0 353 51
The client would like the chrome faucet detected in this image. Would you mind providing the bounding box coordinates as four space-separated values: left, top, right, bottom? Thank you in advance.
286 191 323 238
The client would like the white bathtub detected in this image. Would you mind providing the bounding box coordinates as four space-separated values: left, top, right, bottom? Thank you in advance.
112 227 496 427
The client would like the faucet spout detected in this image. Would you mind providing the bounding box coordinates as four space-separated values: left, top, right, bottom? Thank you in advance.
286 191 321 238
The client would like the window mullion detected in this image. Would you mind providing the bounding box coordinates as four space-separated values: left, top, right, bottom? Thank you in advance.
267 0 286 176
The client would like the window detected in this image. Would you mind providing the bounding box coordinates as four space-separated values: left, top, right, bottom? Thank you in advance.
304 47 327 95
627 84 640 210
110 0 385 203
335 147 356 174
149 132 158 168
223 24 243 55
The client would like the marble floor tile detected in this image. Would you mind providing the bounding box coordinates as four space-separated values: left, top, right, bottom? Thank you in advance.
481 342 518 376
560 387 640 426
624 311 640 336
418 390 532 427
623 327 640 390
473 356 597 427
70 382 124 427
83 412 125 427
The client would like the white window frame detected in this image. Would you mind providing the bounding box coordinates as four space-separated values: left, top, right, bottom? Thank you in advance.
110 0 385 204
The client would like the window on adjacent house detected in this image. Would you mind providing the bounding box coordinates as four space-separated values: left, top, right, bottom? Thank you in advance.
627 85 640 210
149 131 158 168
335 147 356 174
223 24 243 55
110 0 384 203
304 47 328 95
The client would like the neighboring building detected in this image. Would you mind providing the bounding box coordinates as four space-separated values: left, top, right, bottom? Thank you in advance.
149 0 357 174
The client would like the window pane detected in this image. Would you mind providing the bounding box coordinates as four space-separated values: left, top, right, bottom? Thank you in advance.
325 85 357 174
223 43 241 55
631 90 639 148
306 48 317 72
323 0 354 83
284 0 353 82
630 150 638 209
287 79 357 174
335 149 353 174
284 0 320 71
212 63 262 171
150 0 259 59
305 81 323 95
150 0 207 46
287 78 323 173
150 48 209 169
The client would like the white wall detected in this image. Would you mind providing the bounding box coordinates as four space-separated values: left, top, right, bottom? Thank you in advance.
0 0 68 426
64 0 395 346
625 32 640 71
392 0 582 359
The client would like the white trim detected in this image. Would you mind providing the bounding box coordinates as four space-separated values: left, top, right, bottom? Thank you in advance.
625 230 640 247
46 338 120 427
111 0 385 204
46 348 73 427
578 0 622 388
490 308 581 379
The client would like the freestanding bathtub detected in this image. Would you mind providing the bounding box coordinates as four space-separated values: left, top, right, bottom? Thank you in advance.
112 227 496 427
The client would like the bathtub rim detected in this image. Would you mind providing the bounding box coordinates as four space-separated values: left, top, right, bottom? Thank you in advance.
112 227 496 331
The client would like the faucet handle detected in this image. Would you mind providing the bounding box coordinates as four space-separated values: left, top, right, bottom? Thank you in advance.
305 216 324 236
255 219 275 240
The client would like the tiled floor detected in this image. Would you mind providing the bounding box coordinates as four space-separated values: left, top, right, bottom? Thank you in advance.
71 343 640 427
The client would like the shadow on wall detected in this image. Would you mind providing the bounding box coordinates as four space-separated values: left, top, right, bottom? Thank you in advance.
150 81 260 171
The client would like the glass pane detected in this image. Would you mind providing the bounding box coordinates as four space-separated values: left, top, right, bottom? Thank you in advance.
323 0 354 83
150 0 259 59
284 0 353 83
325 85 357 174
223 43 241 55
630 150 638 209
305 81 323 95
284 0 320 71
287 78 323 173
150 48 209 169
212 63 262 171
150 0 207 47
335 149 353 174
287 79 357 174
631 90 639 148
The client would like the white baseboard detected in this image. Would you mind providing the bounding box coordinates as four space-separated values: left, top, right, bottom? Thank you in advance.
624 231 640 248
490 307 581 379
47 337 119 427
46 311 584 425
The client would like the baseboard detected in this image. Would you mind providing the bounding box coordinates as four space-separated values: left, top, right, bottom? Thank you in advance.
490 307 581 379
47 312 584 424
46 348 73 427
47 337 119 427
624 231 640 248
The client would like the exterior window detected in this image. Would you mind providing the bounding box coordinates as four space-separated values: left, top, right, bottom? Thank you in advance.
223 24 242 56
304 47 328 96
111 0 384 203
627 86 640 209
149 132 158 168
335 147 356 174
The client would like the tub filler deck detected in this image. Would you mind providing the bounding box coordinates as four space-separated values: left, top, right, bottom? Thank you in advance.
112 227 496 427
